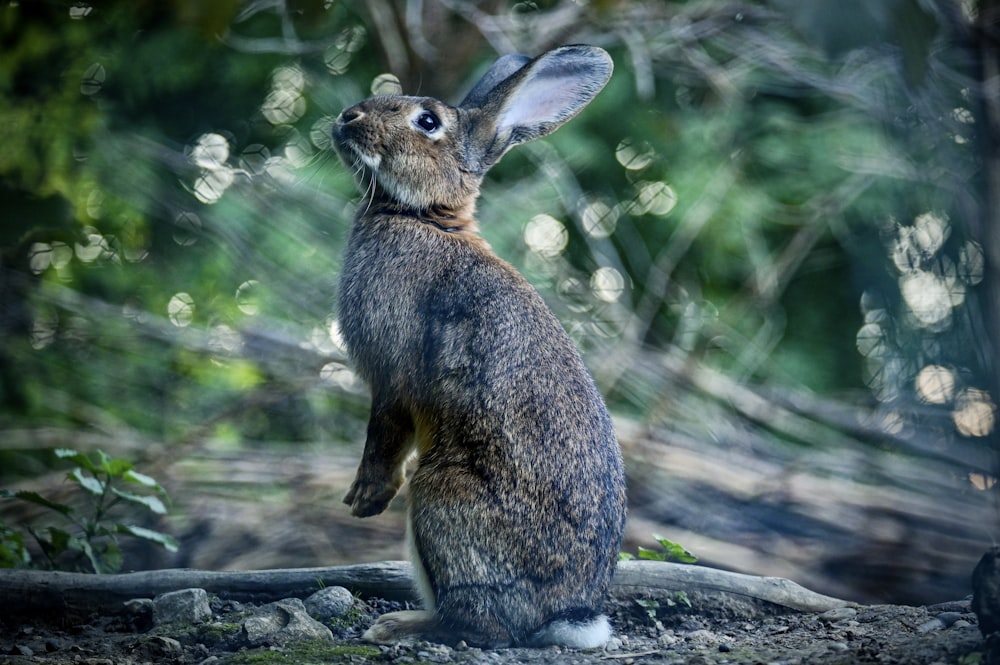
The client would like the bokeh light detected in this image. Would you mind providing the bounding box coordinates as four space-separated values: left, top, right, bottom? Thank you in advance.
236 281 261 316
952 388 996 438
371 73 402 96
581 199 619 238
914 365 955 405
591 266 625 303
524 214 568 258
262 66 306 125
168 292 195 328
615 138 655 171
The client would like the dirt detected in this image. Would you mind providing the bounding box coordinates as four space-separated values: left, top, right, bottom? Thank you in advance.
0 589 987 665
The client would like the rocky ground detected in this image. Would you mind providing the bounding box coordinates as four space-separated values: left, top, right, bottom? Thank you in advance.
0 584 986 665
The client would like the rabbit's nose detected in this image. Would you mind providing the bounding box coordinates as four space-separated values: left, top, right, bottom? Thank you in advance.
339 107 364 124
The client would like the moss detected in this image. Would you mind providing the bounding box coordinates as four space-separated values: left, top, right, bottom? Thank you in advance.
220 641 382 665
324 604 365 630
159 620 243 648
195 622 243 644
320 644 382 659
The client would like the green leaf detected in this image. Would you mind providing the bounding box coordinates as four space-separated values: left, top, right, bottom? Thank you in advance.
654 535 698 564
8 491 75 517
123 469 163 491
91 523 118 538
95 541 123 574
634 598 659 620
0 524 30 568
637 546 666 561
69 469 105 496
99 451 133 478
111 487 166 514
68 535 122 574
56 449 99 474
44 527 75 557
618 551 636 561
74 537 103 574
118 524 179 552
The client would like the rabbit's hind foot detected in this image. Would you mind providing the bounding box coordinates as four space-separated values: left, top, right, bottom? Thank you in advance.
362 609 513 648
362 609 611 649
362 610 436 643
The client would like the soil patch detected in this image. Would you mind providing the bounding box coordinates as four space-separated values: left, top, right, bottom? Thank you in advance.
0 591 984 664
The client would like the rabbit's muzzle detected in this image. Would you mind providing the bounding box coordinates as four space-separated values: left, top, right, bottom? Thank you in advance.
333 106 381 171
339 107 363 124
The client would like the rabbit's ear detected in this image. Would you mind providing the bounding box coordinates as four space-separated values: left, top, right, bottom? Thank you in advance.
461 45 613 171
460 54 532 108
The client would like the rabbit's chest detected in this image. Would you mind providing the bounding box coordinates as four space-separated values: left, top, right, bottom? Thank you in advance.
338 224 463 376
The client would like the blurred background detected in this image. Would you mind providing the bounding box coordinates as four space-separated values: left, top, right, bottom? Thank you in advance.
1 0 997 605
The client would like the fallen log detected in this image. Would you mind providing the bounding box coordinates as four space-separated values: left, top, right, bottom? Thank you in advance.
613 560 855 612
0 559 853 618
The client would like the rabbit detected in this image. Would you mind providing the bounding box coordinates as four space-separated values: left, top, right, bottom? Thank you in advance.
332 44 626 649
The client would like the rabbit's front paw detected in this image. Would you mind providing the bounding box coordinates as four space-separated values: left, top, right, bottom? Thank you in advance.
343 473 400 517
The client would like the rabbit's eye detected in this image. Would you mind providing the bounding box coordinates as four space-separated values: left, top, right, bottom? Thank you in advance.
415 111 440 133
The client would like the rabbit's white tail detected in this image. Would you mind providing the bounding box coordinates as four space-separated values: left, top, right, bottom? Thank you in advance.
529 612 611 649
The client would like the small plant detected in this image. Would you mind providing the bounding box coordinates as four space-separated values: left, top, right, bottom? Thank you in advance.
620 534 698 564
635 598 660 620
0 521 29 567
634 591 693 622
0 448 178 573
622 536 696 623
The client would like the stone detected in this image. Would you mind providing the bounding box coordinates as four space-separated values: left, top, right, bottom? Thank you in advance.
154 588 212 625
303 585 355 622
936 611 962 628
416 643 453 663
917 617 946 633
123 598 153 616
136 636 183 660
123 597 155 631
818 607 857 623
242 598 334 647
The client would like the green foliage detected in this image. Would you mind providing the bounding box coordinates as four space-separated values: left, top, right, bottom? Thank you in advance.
0 2 992 544
0 522 29 567
0 1 372 448
634 597 659 620
0 0 880 453
633 591 693 622
620 535 697 564
0 449 178 573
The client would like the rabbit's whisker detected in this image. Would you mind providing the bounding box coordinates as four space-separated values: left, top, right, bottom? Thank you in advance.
362 166 377 217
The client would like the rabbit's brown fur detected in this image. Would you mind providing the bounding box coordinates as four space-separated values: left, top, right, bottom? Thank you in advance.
334 45 626 649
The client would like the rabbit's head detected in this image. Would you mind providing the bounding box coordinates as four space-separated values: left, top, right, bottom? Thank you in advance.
333 45 613 215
